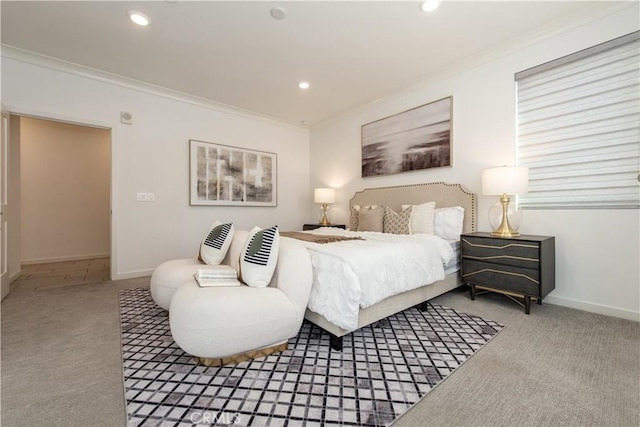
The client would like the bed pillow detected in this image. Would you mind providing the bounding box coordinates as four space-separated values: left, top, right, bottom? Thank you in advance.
351 204 380 231
350 205 361 231
239 225 280 288
199 221 235 265
434 206 465 240
357 205 384 232
401 201 436 235
383 206 413 234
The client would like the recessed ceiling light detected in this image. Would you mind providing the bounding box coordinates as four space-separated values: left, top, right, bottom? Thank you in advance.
128 10 151 26
298 81 310 89
270 7 286 20
420 0 441 13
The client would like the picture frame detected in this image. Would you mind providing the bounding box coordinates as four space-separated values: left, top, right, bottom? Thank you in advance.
189 139 277 206
361 96 452 177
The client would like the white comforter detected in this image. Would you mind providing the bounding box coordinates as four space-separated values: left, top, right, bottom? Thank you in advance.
301 228 454 331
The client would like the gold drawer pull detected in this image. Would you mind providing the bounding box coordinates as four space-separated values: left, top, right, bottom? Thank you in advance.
462 238 537 250
463 268 539 284
464 255 539 262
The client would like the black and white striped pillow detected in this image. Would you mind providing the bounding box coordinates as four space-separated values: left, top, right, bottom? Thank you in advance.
240 226 280 288
199 221 235 265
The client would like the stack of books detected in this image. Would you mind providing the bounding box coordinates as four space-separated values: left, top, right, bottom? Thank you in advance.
193 265 241 287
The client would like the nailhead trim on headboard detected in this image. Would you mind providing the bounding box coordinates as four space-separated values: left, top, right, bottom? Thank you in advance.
349 182 477 233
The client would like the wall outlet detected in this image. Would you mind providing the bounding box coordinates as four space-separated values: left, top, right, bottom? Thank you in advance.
136 192 155 202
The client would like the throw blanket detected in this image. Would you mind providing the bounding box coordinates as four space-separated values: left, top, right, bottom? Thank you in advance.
281 231 364 244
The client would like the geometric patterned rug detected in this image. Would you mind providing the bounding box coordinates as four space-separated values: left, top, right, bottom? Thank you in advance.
119 288 503 426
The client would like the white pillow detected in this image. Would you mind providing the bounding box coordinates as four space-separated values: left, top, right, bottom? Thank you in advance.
239 226 280 288
199 221 235 265
402 202 436 234
434 206 465 240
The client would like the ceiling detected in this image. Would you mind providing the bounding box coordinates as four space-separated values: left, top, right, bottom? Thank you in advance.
0 1 622 126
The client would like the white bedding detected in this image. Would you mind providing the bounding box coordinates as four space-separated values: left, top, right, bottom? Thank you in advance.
300 227 454 331
444 239 461 275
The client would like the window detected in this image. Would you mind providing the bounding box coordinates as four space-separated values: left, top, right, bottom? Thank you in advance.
516 31 639 209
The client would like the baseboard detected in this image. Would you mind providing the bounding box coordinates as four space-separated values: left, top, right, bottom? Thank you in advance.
545 295 640 322
9 270 22 283
112 269 154 281
21 253 110 265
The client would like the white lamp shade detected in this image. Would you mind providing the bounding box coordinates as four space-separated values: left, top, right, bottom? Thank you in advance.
314 188 335 204
482 166 529 195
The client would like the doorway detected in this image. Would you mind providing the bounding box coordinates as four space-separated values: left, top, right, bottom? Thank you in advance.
6 115 112 295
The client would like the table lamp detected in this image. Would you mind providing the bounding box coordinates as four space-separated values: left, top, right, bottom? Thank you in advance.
482 166 529 237
314 188 335 226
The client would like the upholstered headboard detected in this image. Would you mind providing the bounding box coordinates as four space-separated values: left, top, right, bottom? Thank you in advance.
349 182 477 233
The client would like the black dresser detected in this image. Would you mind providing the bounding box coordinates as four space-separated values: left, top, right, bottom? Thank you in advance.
460 232 555 314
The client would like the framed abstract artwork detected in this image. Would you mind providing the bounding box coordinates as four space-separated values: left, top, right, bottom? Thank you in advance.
189 139 277 206
361 96 452 177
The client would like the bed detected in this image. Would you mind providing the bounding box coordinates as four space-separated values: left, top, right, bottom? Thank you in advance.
301 182 476 350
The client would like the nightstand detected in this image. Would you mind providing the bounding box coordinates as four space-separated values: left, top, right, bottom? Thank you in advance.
303 224 346 231
460 232 555 314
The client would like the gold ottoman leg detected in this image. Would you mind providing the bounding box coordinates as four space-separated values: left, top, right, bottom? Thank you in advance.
194 341 288 367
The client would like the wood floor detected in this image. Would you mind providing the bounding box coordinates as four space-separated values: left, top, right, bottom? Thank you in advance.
11 257 110 291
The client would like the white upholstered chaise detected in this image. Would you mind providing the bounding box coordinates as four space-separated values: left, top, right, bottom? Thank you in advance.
150 231 313 365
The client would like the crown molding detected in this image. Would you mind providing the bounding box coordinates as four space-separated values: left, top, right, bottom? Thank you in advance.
1 44 305 131
311 1 636 129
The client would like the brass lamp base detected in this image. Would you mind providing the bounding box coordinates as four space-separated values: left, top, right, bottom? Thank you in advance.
491 194 520 238
319 203 331 226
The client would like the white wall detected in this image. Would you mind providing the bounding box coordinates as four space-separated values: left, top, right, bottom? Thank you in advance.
20 117 111 263
310 5 640 321
2 55 311 278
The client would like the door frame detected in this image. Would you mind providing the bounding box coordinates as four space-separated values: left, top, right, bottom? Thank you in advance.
4 106 118 280
1 110 10 299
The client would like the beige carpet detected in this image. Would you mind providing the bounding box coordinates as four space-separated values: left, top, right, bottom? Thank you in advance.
1 267 639 427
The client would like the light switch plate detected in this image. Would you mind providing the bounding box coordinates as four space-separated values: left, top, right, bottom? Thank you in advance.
136 192 155 202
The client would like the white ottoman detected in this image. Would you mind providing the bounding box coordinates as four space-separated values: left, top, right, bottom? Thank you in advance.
170 282 299 364
150 259 203 310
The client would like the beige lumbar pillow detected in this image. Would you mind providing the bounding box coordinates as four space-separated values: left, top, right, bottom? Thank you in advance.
239 226 280 288
199 221 235 265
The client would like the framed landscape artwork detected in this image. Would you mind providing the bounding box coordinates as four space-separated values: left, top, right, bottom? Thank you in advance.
361 96 452 177
189 139 277 206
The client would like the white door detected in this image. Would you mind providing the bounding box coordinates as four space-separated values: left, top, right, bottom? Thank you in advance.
1 112 9 300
